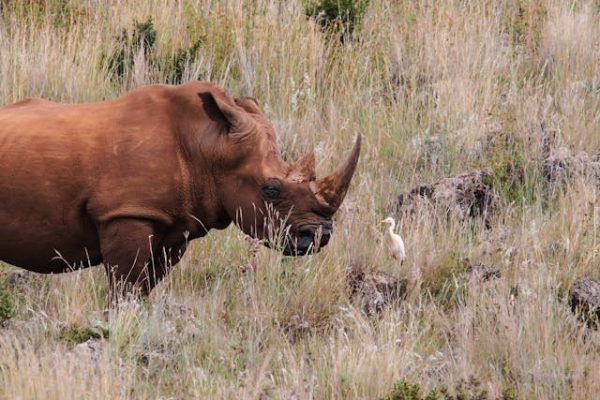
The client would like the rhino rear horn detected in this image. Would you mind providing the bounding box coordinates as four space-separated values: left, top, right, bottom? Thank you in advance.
310 134 362 210
288 152 316 183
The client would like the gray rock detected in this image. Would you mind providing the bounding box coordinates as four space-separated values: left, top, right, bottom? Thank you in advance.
569 277 600 326
5 269 31 290
393 169 500 226
348 265 407 315
544 147 600 188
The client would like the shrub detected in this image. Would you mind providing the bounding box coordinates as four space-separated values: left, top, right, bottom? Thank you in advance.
104 17 157 82
160 39 203 83
58 323 109 344
303 0 370 40
104 16 204 84
0 279 15 323
380 380 440 400
381 377 514 400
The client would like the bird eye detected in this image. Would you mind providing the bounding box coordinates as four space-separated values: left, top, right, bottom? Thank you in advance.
262 183 282 199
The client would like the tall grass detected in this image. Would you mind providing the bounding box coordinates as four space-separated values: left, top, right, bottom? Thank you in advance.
1 0 599 398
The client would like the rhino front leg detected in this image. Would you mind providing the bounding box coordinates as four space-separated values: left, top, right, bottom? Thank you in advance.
146 242 187 291
99 218 163 302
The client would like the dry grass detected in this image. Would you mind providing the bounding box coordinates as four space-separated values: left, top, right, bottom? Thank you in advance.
1 0 600 399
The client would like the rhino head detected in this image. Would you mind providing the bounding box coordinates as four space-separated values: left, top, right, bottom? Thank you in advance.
204 91 361 256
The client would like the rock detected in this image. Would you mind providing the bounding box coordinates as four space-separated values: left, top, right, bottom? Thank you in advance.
5 269 31 290
466 263 501 282
348 265 407 315
569 277 600 326
543 147 600 188
393 169 500 225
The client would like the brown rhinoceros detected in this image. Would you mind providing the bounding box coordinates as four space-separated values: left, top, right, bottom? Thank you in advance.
0 81 361 296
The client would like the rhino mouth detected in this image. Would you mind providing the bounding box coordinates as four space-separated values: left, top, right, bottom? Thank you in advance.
284 231 315 256
278 228 331 256
262 235 314 256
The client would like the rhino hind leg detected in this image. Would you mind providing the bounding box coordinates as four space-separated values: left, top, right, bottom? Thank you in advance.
99 218 164 302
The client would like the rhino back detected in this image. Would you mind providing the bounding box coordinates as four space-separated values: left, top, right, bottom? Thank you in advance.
0 87 188 270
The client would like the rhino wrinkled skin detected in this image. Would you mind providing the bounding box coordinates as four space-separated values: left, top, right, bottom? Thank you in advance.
0 81 360 296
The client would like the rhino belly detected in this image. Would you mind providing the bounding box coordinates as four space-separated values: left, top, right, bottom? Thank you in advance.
0 207 102 273
0 216 102 273
0 178 102 273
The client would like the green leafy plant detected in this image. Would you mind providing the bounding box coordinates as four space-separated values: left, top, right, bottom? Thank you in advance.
104 16 205 84
0 281 15 323
381 377 514 400
104 17 157 82
380 380 440 400
58 323 109 344
303 0 370 40
160 39 203 83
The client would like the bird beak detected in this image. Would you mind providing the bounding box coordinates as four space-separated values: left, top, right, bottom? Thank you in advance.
380 219 386 224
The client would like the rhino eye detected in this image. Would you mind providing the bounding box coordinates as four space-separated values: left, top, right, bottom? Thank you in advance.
262 183 282 199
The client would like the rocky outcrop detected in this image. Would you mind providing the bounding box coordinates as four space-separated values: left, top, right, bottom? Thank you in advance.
569 277 600 327
544 147 600 188
348 265 407 315
393 169 500 224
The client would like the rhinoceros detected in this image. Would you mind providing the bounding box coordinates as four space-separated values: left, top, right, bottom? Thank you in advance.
0 81 361 296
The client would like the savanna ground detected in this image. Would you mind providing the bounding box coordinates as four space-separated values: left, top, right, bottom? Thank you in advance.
0 1 599 399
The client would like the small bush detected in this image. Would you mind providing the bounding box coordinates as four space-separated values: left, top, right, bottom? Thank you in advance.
104 16 204 84
58 323 109 344
303 0 370 40
0 280 15 323
446 377 489 400
381 377 515 400
160 39 203 83
104 17 157 82
380 380 439 400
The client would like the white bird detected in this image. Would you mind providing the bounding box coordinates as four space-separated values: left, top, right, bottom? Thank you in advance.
381 217 406 269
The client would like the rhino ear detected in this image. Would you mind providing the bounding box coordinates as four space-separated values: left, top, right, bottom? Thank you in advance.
199 91 252 132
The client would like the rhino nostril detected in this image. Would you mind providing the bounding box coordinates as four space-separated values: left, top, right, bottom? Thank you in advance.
319 230 331 246
298 230 313 239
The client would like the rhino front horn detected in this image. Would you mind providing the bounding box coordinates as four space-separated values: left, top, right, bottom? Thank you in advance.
310 134 362 210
